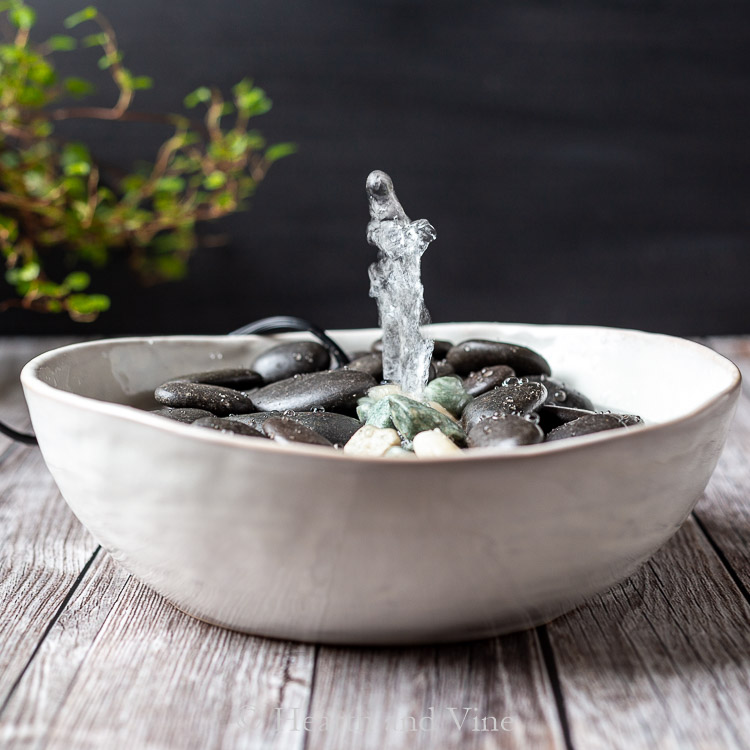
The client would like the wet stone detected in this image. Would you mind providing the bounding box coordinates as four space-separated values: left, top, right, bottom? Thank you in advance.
250 341 330 383
389 395 467 445
463 365 516 397
538 405 597 434
229 411 362 444
460 381 547 432
248 370 377 414
422 376 472 418
344 424 402 456
345 352 383 380
446 339 551 377
413 428 463 457
525 375 594 411
545 413 641 442
467 413 545 449
169 368 264 390
154 381 256 417
192 416 266 437
262 417 333 446
150 407 214 424
431 359 455 378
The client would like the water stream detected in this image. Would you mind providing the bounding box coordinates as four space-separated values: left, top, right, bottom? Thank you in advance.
366 170 436 396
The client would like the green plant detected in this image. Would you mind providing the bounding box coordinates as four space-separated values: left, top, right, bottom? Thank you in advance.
0 2 295 320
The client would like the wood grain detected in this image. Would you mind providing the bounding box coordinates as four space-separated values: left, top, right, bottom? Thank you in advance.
305 635 566 750
0 338 97 715
545 338 750 749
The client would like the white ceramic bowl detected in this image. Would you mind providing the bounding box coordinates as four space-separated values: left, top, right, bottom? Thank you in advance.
21 323 740 644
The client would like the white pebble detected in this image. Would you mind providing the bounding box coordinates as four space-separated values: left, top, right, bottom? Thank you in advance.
344 424 401 456
412 428 463 458
384 446 415 458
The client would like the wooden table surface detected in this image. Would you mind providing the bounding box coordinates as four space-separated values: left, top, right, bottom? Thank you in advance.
1 336 749 750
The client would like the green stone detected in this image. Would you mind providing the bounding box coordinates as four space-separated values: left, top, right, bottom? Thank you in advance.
422 375 473 417
365 396 395 429
388 395 467 445
356 396 374 422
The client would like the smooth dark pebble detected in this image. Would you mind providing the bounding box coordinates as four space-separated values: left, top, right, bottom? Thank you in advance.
250 341 330 383
248 370 377 414
545 413 641 442
154 381 256 416
467 413 545 448
463 365 515 397
446 339 551 376
538 405 597 433
228 411 361 444
262 417 334 446
461 381 547 432
192 416 266 437
525 375 594 411
169 368 263 390
150 407 214 424
345 352 383 379
431 359 455 378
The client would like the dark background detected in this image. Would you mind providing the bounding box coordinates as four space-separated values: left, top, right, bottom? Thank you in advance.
2 0 749 336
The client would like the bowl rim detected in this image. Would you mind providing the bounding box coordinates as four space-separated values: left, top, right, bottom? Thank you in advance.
20 322 742 465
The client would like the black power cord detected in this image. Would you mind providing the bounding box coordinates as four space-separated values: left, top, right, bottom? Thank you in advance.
0 316 350 448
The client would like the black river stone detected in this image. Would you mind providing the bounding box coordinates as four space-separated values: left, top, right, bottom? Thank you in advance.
262 417 334 446
460 381 547 432
345 352 383 379
538 405 597 433
525 375 594 411
192 416 266 437
169 367 264 390
154 381 256 416
463 365 516 397
247 370 377 414
431 359 455 378
545 413 642 442
228 411 361 445
446 339 552 377
151 407 214 423
467 413 545 448
250 341 330 383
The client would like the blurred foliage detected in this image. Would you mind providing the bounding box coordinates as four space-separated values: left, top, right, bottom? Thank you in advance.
0 2 295 320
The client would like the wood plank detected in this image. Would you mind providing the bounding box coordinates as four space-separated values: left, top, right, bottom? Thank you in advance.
545 337 750 749
305 635 565 750
2 572 315 750
695 337 750 593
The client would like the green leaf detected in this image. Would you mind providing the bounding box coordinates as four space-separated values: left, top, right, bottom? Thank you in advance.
63 271 90 291
9 5 36 30
131 75 153 90
235 86 271 117
153 255 187 280
183 86 211 109
66 293 110 315
64 7 98 28
265 142 297 163
0 214 19 243
5 261 40 284
46 34 77 51
98 52 122 69
61 142 92 176
82 32 107 48
155 176 185 193
64 76 95 98
202 171 226 190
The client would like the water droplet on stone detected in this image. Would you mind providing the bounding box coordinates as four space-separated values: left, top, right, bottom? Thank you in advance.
283 409 296 417
554 390 567 402
502 376 522 387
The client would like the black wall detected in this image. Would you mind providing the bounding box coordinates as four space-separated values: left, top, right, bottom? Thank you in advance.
2 0 750 336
